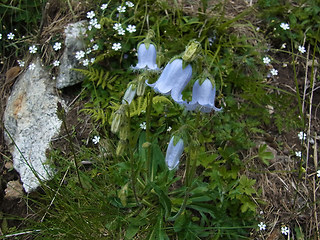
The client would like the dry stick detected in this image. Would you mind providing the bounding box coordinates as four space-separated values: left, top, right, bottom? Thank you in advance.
306 51 317 185
301 44 310 114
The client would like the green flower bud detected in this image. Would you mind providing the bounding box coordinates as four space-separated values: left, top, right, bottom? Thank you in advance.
111 105 125 133
119 123 128 140
137 75 146 96
182 40 201 62
116 140 126 156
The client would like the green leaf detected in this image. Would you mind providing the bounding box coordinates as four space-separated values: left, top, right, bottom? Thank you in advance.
258 144 274 166
151 183 172 220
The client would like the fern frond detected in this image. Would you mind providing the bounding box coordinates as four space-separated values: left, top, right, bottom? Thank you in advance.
129 97 148 117
73 68 117 89
152 96 173 106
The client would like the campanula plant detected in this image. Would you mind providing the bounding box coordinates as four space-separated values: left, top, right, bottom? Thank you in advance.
185 78 222 113
146 40 201 103
165 136 184 170
132 43 159 71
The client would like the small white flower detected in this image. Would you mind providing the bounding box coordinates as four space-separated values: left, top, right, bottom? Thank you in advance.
118 28 125 35
90 58 95 63
86 48 92 54
117 6 126 13
113 23 122 31
281 226 290 235
90 39 94 43
298 131 306 140
7 32 15 40
126 25 136 33
95 24 101 29
125 1 134 7
53 42 62 51
280 23 290 30
101 3 108 10
92 136 100 144
75 50 85 60
17 60 25 67
298 45 306 54
258 222 266 231
283 63 287 67
89 18 98 26
317 170 320 178
92 44 99 51
112 43 121 51
270 68 278 76
256 27 260 31
281 43 286 49
295 151 301 157
167 126 172 132
0 33 2 39
53 60 60 67
88 25 93 31
29 45 37 54
263 57 271 65
87 11 95 19
29 63 36 70
83 59 89 66
140 122 147 130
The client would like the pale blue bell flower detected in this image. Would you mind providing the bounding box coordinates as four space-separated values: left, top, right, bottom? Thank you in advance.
146 59 192 103
132 43 159 70
165 136 184 170
122 84 136 104
186 79 222 113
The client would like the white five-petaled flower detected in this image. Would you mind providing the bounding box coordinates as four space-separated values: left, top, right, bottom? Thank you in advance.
90 58 95 63
270 68 278 76
281 43 286 49
101 3 108 10
140 122 146 130
17 60 25 67
263 57 271 65
280 23 290 30
92 136 100 144
298 131 306 140
83 59 89 66
7 32 15 40
75 50 85 60
258 222 266 231
295 151 301 157
53 60 60 67
113 23 122 31
92 44 99 51
29 63 36 70
53 42 62 51
281 226 289 235
89 18 98 26
167 126 172 132
87 11 95 19
0 33 2 39
126 1 134 7
112 43 121 51
317 170 320 178
126 25 136 33
298 45 306 54
29 45 37 54
117 6 126 13
118 28 125 35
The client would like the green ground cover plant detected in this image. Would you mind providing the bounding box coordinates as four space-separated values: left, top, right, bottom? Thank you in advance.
0 0 319 239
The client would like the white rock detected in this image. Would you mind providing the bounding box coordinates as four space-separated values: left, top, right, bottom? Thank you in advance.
4 59 62 193
56 21 87 89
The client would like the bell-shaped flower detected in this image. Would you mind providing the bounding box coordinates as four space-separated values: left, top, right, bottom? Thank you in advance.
122 83 136 104
132 43 159 70
185 79 222 113
146 59 192 103
165 136 184 170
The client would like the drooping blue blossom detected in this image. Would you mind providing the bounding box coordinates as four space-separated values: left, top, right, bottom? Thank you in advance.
165 136 184 170
132 43 159 70
185 79 222 113
146 59 192 103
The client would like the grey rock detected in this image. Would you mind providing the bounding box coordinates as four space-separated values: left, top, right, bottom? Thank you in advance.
56 21 87 89
4 59 62 193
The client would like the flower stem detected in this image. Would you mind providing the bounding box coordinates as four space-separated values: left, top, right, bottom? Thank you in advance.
146 91 154 182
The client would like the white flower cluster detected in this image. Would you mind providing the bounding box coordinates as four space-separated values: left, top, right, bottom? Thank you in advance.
113 23 136 35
